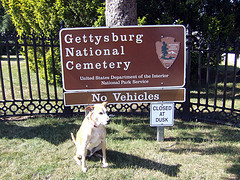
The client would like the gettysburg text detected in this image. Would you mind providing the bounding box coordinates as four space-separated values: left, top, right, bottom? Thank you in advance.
63 32 143 71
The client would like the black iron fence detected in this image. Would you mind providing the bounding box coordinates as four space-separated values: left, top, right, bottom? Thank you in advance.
184 30 240 126
0 32 64 117
0 30 239 126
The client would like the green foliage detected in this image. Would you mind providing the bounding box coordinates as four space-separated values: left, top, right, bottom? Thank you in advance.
137 0 240 41
137 16 147 25
137 0 240 81
0 14 14 33
26 41 62 86
0 1 14 33
2 0 104 35
94 2 106 27
2 0 104 86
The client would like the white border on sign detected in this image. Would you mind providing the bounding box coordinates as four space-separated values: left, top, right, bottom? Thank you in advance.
150 102 175 127
59 25 186 92
63 88 186 106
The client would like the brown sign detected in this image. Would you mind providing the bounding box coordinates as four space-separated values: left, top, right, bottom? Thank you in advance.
60 25 186 91
64 89 185 106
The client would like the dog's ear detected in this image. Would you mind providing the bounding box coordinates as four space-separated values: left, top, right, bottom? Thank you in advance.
84 106 94 112
102 101 108 107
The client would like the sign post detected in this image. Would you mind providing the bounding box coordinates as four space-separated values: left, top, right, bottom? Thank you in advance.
150 102 175 142
157 127 165 142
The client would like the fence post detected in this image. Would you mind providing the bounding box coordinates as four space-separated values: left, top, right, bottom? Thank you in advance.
183 26 192 121
60 20 73 117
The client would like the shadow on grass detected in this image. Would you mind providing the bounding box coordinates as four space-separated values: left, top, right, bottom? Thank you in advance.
81 149 181 177
111 117 240 143
110 118 157 140
0 120 79 145
176 121 240 143
158 144 240 155
226 157 240 180
106 149 181 177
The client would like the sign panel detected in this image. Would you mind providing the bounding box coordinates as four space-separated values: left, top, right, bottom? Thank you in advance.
150 102 174 126
64 88 185 106
60 25 186 92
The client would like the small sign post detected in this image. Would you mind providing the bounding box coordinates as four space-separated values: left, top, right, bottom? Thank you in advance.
150 102 175 141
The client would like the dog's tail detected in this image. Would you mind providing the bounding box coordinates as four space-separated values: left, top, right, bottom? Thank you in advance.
71 133 77 145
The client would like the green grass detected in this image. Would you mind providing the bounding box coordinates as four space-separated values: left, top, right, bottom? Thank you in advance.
0 116 239 179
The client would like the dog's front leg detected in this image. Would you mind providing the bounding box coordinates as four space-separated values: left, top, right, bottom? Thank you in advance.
101 140 108 168
81 146 88 173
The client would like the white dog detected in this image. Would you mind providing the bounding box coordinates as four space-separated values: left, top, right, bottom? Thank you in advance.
71 102 110 172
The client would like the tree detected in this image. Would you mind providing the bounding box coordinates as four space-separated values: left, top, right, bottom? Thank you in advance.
2 0 104 35
161 42 168 60
105 0 137 26
137 0 240 78
137 0 240 41
1 0 105 85
0 0 14 33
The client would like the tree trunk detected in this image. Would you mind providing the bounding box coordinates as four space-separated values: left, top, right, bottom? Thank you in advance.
105 0 137 27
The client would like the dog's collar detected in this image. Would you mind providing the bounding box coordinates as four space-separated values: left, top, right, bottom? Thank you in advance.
88 112 97 128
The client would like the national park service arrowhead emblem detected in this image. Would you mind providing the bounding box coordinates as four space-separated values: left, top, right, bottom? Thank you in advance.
155 37 180 69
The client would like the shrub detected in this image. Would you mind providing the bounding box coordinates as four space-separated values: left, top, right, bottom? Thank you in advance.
2 0 104 86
